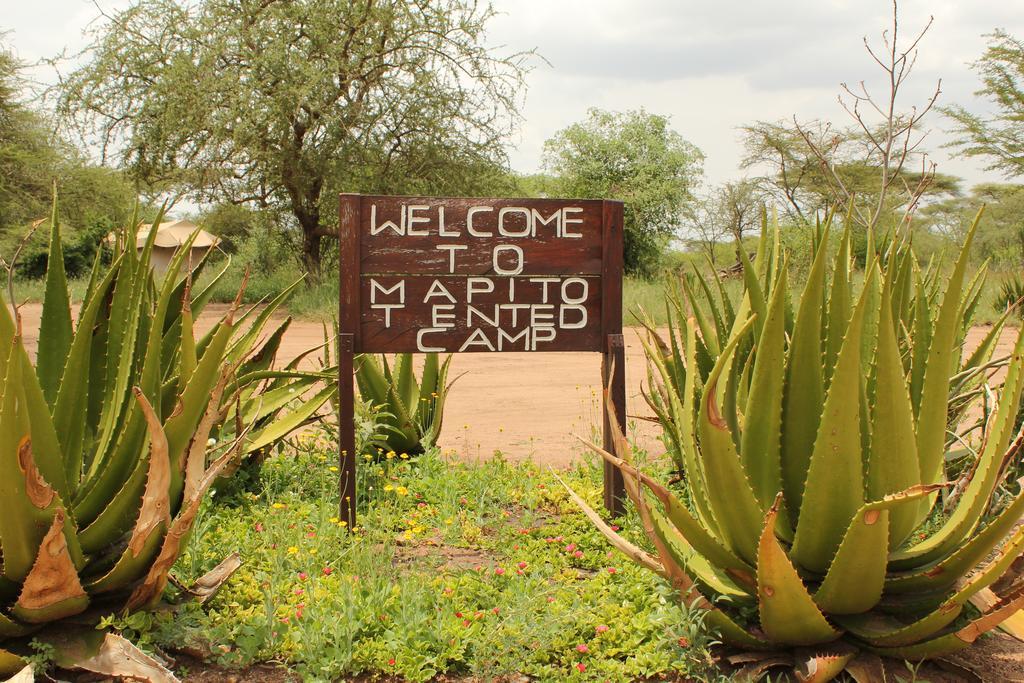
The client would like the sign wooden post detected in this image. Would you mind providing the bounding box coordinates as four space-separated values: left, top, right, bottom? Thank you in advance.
338 194 626 525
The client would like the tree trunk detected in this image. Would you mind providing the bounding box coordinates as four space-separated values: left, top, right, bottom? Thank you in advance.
300 230 322 280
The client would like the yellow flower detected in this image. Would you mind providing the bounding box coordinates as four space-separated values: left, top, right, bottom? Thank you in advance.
287 546 299 555
396 486 408 496
329 517 340 524
386 451 396 459
272 503 286 509
338 520 348 527
328 466 339 472
384 484 394 492
399 453 409 460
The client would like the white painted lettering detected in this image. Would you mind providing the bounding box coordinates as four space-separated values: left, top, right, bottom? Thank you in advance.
371 303 402 327
467 277 495 302
424 279 457 303
560 305 587 329
436 244 467 273
459 328 495 352
467 304 499 327
562 207 584 238
467 206 493 237
370 278 405 304
438 206 460 237
406 204 430 236
370 204 405 236
431 304 456 329
492 244 524 275
497 207 532 237
531 208 560 237
561 277 589 305
530 304 555 327
532 326 557 348
497 327 530 351
416 328 446 352
528 277 559 303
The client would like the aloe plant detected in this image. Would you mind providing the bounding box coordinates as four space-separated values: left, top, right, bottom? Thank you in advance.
571 212 1024 679
353 352 454 456
994 274 1024 318
0 203 334 674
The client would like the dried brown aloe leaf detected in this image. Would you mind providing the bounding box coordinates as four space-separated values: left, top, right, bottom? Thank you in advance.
13 509 87 623
56 632 178 682
176 552 242 605
126 429 248 612
17 438 54 510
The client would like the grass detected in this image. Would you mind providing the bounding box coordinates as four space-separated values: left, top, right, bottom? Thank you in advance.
113 429 728 682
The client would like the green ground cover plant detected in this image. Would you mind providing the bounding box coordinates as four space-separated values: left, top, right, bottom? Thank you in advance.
107 427 731 682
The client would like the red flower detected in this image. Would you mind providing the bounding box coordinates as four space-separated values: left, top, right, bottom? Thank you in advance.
565 543 576 553
495 567 506 576
298 572 308 581
462 619 472 628
322 567 333 576
576 663 586 673
254 523 264 533
576 644 589 653
606 567 617 574
678 636 690 648
455 611 463 618
517 561 528 569
573 550 584 559
388 658 396 666
596 624 609 634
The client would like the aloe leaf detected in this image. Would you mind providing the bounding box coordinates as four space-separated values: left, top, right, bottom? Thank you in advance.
890 324 1024 568
824 226 852 385
649 509 753 602
814 485 940 615
916 211 980 484
780 224 830 517
697 316 763 564
741 263 787 513
244 384 336 454
36 196 73 406
756 497 841 645
0 345 60 583
867 279 923 549
791 273 874 574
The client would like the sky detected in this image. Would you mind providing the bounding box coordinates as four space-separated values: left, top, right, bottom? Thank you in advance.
5 0 1024 192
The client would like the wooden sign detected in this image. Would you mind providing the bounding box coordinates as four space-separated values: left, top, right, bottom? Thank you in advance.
338 194 626 525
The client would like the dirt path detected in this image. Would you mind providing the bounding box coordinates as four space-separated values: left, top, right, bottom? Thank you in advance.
14 303 1017 467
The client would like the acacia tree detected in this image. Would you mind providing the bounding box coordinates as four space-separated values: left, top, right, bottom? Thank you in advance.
57 0 531 275
944 29 1024 178
543 108 703 277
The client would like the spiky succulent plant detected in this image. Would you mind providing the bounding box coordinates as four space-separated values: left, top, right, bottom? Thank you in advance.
571 213 1024 679
352 352 454 456
0 205 333 675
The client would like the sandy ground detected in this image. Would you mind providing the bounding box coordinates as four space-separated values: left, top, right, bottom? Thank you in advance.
13 302 1018 467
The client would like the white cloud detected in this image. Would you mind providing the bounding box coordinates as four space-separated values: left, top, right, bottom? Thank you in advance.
4 0 1023 189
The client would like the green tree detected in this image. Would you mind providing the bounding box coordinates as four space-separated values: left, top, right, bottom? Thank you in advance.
0 37 135 275
741 120 960 227
58 0 531 275
916 183 1024 265
944 29 1024 178
543 108 703 277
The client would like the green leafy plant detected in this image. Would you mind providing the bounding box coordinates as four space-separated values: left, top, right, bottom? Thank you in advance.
353 352 455 456
0 201 334 675
994 274 1024 318
572 212 1024 679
